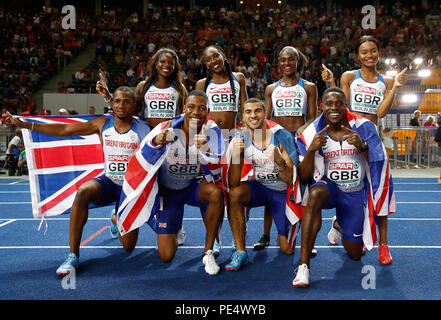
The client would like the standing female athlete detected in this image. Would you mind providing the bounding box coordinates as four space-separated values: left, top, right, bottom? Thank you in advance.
196 45 248 254
255 46 317 250
321 35 407 264
196 45 248 130
97 48 188 243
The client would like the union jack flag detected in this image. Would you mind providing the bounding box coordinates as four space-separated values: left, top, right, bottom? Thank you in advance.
297 109 396 250
21 115 106 218
117 114 225 236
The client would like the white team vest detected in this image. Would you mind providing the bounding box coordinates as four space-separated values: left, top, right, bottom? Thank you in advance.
158 134 201 190
243 132 287 192
144 84 180 119
349 70 386 115
271 79 308 117
102 118 146 186
322 135 366 192
206 76 240 112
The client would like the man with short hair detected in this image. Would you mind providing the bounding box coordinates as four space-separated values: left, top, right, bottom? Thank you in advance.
293 87 395 287
224 98 303 271
6 86 150 275
116 90 226 275
409 110 421 126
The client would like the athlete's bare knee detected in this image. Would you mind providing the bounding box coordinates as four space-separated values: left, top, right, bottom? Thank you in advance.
122 242 136 253
209 187 223 204
228 187 243 204
278 235 294 255
159 249 176 263
74 184 97 205
348 251 362 261
120 230 138 252
346 248 362 260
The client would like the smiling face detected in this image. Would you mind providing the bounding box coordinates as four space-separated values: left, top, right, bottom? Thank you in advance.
243 101 266 131
184 94 208 132
357 41 379 68
279 49 299 77
322 91 347 126
156 52 176 78
203 46 225 74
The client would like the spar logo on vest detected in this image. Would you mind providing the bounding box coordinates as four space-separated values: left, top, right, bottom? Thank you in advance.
328 161 361 183
208 86 238 112
274 90 304 108
210 86 237 102
353 85 382 106
147 92 177 110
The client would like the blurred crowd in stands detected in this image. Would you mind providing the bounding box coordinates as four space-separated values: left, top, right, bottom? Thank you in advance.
0 1 440 117
0 5 95 116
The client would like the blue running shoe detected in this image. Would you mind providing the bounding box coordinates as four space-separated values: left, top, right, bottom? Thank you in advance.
213 238 222 256
110 209 118 239
225 250 248 271
56 253 79 275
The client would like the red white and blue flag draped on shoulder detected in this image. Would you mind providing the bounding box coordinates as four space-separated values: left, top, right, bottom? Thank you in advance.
117 114 225 236
221 119 306 247
21 115 105 218
296 109 396 250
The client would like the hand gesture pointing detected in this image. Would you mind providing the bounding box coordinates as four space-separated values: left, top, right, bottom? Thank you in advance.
96 72 112 101
394 67 407 87
340 125 366 151
310 125 329 152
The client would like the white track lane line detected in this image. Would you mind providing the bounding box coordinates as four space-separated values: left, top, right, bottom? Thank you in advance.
0 219 16 227
1 245 441 249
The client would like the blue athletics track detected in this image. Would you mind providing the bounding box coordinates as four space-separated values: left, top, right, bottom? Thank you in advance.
1 169 440 307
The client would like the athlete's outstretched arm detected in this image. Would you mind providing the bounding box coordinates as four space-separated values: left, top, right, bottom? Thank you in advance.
5 112 105 137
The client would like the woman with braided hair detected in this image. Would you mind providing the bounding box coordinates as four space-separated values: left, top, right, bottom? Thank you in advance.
196 45 248 256
135 48 187 129
97 48 188 244
196 45 248 130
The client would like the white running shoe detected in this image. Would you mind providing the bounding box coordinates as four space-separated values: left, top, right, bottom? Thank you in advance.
202 250 220 275
311 247 318 256
327 216 339 245
293 264 310 287
177 226 186 246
